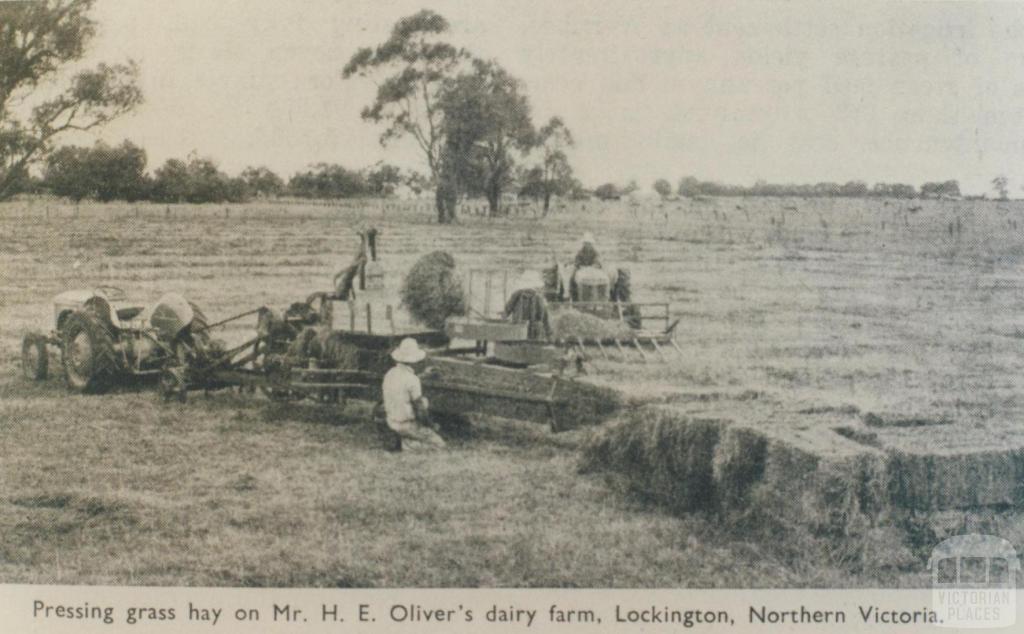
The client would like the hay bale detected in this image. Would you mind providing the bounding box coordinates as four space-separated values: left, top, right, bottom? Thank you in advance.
551 308 635 341
578 406 728 512
887 449 1024 511
579 405 893 534
320 331 361 370
400 251 466 330
286 328 364 371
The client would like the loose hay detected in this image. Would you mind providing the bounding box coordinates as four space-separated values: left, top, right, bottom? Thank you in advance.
288 326 366 370
551 308 635 341
400 251 466 330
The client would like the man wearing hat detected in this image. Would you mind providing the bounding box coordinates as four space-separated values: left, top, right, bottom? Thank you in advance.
381 338 445 449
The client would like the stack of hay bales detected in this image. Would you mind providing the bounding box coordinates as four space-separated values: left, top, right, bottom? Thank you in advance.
578 405 892 535
400 251 466 330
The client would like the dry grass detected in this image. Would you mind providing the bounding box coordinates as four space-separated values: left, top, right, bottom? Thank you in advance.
3 196 1024 587
0 381 879 587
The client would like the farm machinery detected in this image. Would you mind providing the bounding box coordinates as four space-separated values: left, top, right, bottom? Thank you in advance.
20 231 678 432
150 293 622 432
21 287 219 393
459 258 683 366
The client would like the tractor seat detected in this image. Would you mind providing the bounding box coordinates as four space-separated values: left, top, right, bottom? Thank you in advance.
116 306 145 321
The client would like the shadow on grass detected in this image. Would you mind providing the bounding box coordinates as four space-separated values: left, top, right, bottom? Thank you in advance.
0 372 157 399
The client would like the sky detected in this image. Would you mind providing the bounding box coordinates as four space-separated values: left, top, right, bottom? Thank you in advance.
58 0 1024 195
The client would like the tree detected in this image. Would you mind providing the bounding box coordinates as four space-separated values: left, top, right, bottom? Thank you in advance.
43 140 147 201
992 175 1009 200
42 145 91 201
921 180 961 199
523 116 574 215
677 176 700 197
151 158 190 203
184 155 232 203
343 9 467 222
365 162 403 197
594 183 620 200
653 179 672 199
0 0 142 200
405 170 430 196
241 166 284 198
152 153 246 203
871 182 916 199
838 180 868 197
437 58 536 217
90 140 147 201
287 163 368 199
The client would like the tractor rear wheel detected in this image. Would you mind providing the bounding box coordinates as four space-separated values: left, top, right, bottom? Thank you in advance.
21 333 49 381
61 311 120 393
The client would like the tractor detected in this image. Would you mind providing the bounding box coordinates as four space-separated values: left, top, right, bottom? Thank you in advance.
21 286 219 393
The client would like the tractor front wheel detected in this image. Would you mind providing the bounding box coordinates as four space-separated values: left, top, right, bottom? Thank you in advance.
61 311 119 393
21 333 49 381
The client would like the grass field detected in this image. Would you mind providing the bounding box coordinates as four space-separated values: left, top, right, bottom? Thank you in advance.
2 196 1023 587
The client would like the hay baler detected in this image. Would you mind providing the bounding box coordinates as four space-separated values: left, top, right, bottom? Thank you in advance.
157 294 621 432
465 265 683 364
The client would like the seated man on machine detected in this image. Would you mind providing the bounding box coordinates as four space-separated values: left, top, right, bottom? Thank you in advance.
574 232 601 269
570 232 610 301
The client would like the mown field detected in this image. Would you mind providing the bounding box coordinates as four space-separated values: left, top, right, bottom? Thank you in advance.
2 195 1023 587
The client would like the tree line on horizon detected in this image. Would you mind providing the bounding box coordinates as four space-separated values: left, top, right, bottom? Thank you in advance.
641 177 962 200
23 139 415 203
0 2 990 210
8 136 972 205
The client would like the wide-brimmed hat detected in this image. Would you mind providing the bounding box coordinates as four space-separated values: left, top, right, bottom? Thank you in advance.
515 270 545 291
391 337 426 363
580 232 595 244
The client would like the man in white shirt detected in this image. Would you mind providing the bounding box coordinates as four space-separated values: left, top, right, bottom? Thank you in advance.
382 338 446 450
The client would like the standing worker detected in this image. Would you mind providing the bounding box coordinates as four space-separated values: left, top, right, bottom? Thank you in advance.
382 338 446 450
332 227 379 299
503 270 552 340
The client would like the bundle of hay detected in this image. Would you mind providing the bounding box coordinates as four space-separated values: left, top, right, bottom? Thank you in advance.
551 308 635 341
288 326 361 369
400 251 466 330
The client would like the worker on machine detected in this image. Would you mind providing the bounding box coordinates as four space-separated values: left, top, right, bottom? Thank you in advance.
574 232 601 269
503 270 552 341
381 338 446 450
570 232 606 301
332 227 379 300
